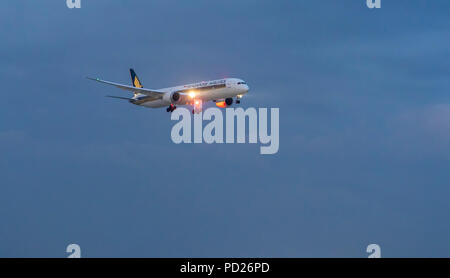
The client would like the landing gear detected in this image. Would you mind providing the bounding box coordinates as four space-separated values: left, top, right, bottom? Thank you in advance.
192 99 203 114
192 108 203 114
166 104 176 112
236 99 241 104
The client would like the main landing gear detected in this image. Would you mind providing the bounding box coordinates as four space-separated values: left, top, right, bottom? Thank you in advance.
166 104 176 112
192 99 203 114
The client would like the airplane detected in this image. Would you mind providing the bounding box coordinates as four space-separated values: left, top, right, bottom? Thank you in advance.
88 69 249 114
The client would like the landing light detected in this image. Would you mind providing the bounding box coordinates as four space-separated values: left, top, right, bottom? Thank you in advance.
189 91 196 98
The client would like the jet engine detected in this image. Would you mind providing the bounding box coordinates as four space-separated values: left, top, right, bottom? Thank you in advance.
171 92 181 102
215 98 233 108
163 91 189 104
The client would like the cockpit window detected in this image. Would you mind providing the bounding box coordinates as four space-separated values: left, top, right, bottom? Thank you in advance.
237 81 247 85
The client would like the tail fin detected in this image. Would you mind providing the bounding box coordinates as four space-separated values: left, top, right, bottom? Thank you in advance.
130 68 143 88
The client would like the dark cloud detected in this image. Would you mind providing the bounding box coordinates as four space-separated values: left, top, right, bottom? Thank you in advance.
1 0 449 257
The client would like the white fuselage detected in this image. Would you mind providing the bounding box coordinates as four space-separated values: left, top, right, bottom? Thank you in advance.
133 78 249 108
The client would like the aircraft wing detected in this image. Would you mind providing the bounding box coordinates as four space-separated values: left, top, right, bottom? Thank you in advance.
87 77 165 97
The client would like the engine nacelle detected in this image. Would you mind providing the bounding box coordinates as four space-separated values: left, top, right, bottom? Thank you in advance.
215 98 233 108
163 91 188 104
171 92 181 102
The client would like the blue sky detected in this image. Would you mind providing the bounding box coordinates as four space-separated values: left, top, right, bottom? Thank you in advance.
1 0 450 257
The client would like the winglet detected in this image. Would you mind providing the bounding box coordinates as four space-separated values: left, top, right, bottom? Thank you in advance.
86 77 100 81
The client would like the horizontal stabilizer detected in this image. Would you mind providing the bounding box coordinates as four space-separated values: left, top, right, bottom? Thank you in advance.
106 95 132 100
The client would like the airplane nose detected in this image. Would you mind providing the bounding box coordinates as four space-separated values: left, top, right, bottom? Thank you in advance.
244 84 249 92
